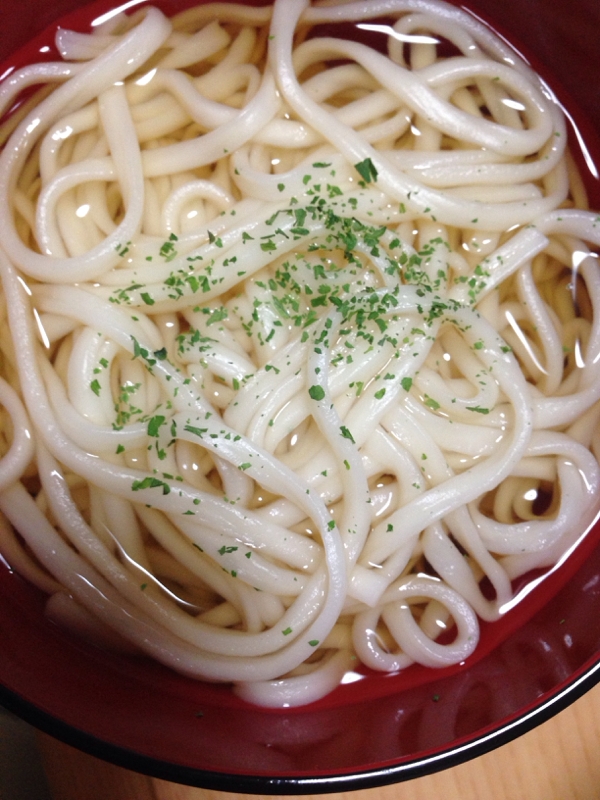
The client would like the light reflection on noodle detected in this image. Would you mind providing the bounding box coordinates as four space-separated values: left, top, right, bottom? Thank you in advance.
0 0 599 707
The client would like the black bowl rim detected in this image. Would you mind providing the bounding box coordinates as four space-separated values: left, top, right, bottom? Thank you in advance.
2 652 600 794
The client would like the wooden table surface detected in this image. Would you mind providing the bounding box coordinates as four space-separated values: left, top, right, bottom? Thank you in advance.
37 679 600 800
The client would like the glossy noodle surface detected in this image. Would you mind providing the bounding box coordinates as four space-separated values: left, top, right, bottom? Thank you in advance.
0 0 599 708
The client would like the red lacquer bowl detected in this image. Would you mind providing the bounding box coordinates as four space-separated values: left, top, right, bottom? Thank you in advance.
1 0 600 791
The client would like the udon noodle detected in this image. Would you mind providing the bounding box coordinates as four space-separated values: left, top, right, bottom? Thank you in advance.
0 0 600 708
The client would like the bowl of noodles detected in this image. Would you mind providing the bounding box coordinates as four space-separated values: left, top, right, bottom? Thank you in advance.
1 0 600 791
